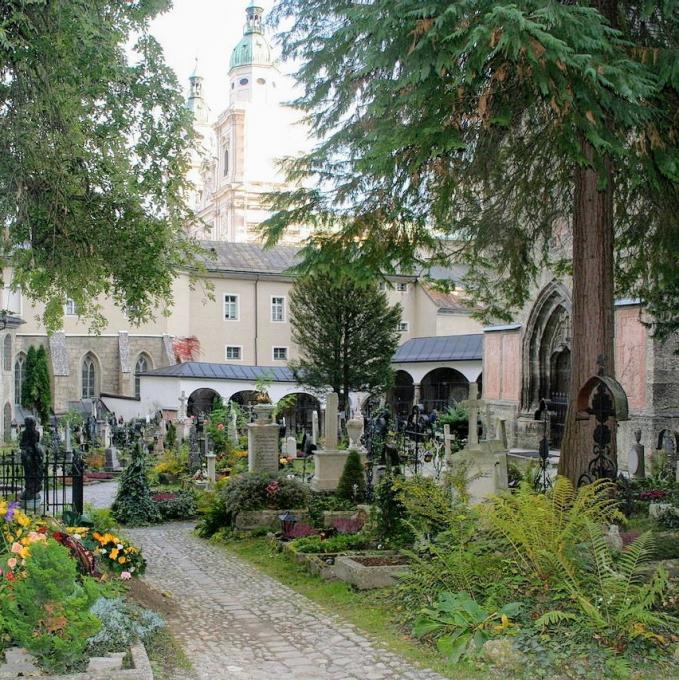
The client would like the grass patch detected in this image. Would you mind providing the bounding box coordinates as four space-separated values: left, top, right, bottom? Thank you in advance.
144 627 195 680
221 536 484 680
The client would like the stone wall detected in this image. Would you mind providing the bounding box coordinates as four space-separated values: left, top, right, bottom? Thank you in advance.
16 334 168 414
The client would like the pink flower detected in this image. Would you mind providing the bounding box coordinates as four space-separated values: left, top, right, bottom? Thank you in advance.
217 423 225 431
6 558 17 569
10 542 22 555
120 571 132 580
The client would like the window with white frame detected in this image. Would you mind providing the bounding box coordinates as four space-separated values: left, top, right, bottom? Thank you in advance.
65 299 78 316
271 296 285 322
134 355 150 400
398 321 409 332
14 354 25 404
224 294 239 320
378 281 387 291
396 282 408 292
273 347 288 361
225 346 242 361
81 355 97 399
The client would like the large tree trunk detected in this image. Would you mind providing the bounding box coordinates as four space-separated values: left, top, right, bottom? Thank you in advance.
559 141 615 483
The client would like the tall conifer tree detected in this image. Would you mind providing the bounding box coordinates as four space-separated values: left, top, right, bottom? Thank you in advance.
263 0 678 481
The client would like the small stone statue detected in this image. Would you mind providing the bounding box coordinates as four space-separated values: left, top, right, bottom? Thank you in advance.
627 429 645 479
20 416 44 501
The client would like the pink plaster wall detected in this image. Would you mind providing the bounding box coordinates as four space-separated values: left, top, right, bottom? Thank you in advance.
483 333 502 400
615 307 647 411
501 333 521 401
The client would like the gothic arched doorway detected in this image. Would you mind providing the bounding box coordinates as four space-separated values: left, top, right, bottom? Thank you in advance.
3 402 11 443
421 368 469 413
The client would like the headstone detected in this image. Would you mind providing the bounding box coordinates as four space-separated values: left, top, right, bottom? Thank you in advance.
188 422 201 472
627 429 645 479
460 383 484 447
247 404 279 474
229 410 239 447
346 415 364 450
443 424 456 465
205 452 217 485
105 446 121 471
177 391 188 422
286 436 298 459
325 392 339 449
311 410 319 445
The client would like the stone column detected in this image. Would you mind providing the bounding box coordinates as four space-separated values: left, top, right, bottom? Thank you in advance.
413 383 421 406
311 411 319 445
206 452 217 485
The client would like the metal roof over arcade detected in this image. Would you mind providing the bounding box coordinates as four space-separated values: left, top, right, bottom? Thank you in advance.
141 362 296 383
393 334 483 363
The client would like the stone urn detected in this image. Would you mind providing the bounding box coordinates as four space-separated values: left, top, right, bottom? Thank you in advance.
253 403 274 424
346 416 364 450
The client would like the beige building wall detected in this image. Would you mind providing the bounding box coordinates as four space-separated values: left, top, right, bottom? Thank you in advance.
436 313 484 336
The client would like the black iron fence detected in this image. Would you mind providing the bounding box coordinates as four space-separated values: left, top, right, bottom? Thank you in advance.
0 449 84 517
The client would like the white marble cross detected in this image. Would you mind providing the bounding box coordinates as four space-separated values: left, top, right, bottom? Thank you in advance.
324 393 339 450
443 424 456 464
461 383 485 448
178 391 188 422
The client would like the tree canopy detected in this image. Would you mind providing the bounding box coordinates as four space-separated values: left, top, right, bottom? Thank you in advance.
289 273 402 412
0 0 201 331
22 345 51 425
263 0 678 339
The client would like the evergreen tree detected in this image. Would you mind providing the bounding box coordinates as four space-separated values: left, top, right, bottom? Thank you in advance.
0 0 201 332
111 444 161 526
336 450 367 503
263 0 678 482
289 273 402 413
21 345 51 425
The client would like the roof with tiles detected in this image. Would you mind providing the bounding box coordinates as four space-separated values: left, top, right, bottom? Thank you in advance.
141 361 296 382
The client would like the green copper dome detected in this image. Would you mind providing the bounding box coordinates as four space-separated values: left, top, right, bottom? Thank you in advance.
229 3 273 71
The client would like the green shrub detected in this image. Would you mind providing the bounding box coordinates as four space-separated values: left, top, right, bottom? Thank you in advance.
0 540 101 672
87 597 164 657
336 450 366 502
196 473 310 537
307 492 356 527
290 532 370 554
111 444 161 526
152 490 198 520
372 474 414 548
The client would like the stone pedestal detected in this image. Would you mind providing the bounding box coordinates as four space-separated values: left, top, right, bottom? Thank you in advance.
248 404 279 474
450 440 509 505
206 453 217 485
311 449 367 492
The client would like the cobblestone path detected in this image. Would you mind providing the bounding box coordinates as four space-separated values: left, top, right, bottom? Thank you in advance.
84 480 118 509
126 523 447 680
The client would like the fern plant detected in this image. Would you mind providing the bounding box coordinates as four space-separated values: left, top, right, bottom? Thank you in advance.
480 476 623 582
538 525 678 647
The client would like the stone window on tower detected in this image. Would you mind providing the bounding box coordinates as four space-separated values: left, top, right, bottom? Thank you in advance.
134 354 150 400
223 149 229 177
240 78 249 86
14 353 25 404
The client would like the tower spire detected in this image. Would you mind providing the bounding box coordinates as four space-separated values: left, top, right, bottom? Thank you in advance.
187 59 208 124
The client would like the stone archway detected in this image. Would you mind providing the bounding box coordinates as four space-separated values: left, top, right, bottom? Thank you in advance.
420 368 469 413
521 281 572 413
188 388 221 417
274 392 321 436
387 370 414 417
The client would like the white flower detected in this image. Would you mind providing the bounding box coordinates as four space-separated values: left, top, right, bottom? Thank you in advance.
73 534 81 541
117 544 123 550
100 549 107 554
130 567 135 572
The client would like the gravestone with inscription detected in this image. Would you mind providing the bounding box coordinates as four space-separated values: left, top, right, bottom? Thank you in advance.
247 404 280 474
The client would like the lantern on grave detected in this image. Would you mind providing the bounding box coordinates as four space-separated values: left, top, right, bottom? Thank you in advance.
278 510 297 539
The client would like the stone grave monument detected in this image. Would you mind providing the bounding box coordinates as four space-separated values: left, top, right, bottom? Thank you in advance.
311 394 365 491
448 384 509 504
247 403 280 474
286 436 298 459
229 410 239 447
628 429 645 479
311 410 319 445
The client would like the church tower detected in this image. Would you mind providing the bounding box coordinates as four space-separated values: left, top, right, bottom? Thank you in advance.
192 1 309 243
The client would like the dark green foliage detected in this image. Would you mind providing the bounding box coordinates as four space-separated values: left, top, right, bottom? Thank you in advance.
336 450 366 502
0 0 202 332
111 445 161 526
372 475 415 548
21 345 51 425
289 532 370 554
289 272 401 412
152 490 198 521
165 421 176 450
0 540 101 672
263 0 678 340
196 473 311 537
307 492 356 528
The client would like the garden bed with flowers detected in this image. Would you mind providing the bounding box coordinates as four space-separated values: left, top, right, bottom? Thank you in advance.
0 499 164 676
